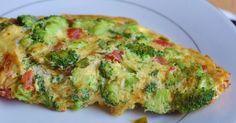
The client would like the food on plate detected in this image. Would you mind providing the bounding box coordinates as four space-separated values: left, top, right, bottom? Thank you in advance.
0 15 230 115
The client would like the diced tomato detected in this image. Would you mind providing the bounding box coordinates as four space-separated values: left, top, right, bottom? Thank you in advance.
154 39 172 48
169 66 176 72
105 50 124 63
53 41 66 51
67 28 82 40
154 57 168 65
64 67 73 76
0 53 15 77
0 88 11 99
20 70 34 91
202 65 207 72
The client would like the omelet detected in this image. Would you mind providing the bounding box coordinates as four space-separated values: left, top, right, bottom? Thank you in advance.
0 15 230 115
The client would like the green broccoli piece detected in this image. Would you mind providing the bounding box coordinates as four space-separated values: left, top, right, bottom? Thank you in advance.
164 48 181 60
124 23 138 32
51 75 63 84
71 88 90 110
67 40 88 49
165 69 184 87
31 16 68 44
97 39 108 50
168 59 186 71
72 19 113 36
72 19 96 32
74 88 90 101
0 22 10 30
34 75 58 109
126 43 164 58
173 88 215 112
196 65 214 89
15 84 32 102
99 61 113 79
19 37 33 48
17 15 37 28
77 57 90 68
144 89 172 114
125 74 138 91
31 23 46 43
109 22 149 41
101 81 119 106
145 82 157 93
92 20 113 36
47 50 79 69
149 69 159 77
70 65 98 91
35 75 46 92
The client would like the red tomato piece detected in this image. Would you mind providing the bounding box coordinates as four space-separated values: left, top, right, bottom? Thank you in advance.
154 39 172 48
67 28 82 40
0 53 15 76
64 67 73 76
169 66 176 72
20 70 34 91
154 57 168 65
0 88 11 99
202 65 207 72
105 50 124 63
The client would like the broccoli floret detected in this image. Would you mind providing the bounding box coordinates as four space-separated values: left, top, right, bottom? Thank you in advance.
15 84 32 102
173 88 215 112
101 81 119 106
109 22 149 41
145 82 157 93
144 89 172 114
34 75 58 109
31 24 46 43
126 43 164 58
97 39 108 50
67 40 88 49
125 74 138 91
72 89 90 102
168 59 186 70
17 15 37 28
31 16 68 44
196 65 214 89
0 22 10 30
124 23 138 32
71 88 90 110
149 69 159 77
51 75 63 84
165 69 184 87
97 39 119 51
70 66 98 90
164 48 181 60
35 75 46 92
72 19 96 32
19 37 33 48
99 61 113 79
92 20 113 36
47 50 79 69
72 19 113 36
77 57 90 68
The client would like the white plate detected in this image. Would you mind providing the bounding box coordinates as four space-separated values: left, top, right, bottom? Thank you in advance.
0 0 236 123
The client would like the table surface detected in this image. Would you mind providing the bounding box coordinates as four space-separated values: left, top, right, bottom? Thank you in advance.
209 0 236 14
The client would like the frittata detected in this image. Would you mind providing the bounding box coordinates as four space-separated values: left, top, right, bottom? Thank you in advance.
0 15 230 115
